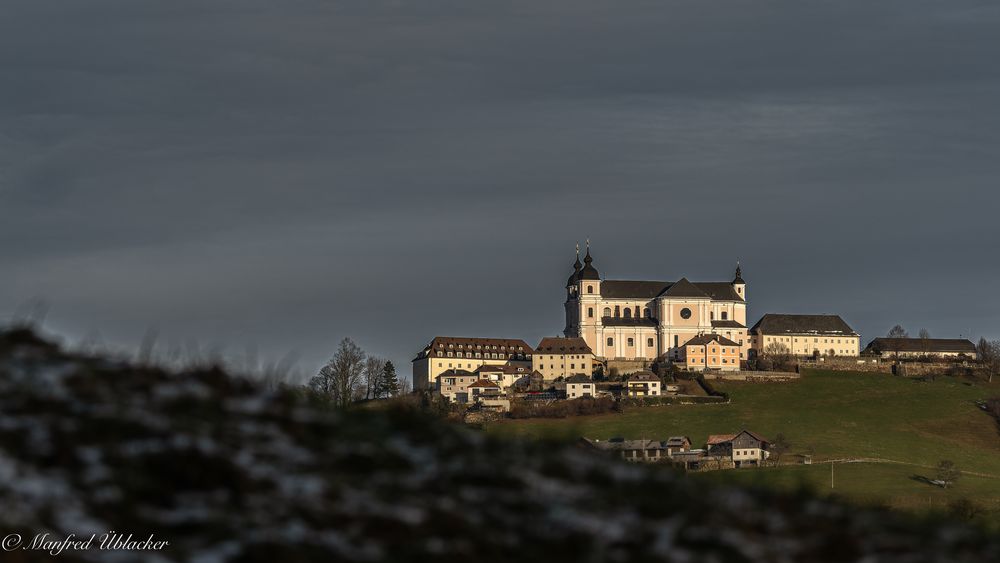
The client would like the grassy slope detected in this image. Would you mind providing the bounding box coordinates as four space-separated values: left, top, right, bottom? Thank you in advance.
493 369 1000 514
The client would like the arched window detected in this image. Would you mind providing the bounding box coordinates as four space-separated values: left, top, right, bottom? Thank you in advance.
643 307 651 318
603 307 611 317
623 308 632 318
607 337 614 347
587 285 593 294
588 307 594 318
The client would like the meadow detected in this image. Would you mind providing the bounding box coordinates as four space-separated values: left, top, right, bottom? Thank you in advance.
493 369 1000 523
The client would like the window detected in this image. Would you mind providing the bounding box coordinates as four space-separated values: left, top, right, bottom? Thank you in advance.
721 312 728 320
588 307 594 318
647 338 654 347
587 285 593 294
710 311 714 320
674 335 679 348
607 337 614 347
644 307 651 318
614 306 620 317
603 307 611 317
627 338 634 347
624 308 632 318
680 308 692 319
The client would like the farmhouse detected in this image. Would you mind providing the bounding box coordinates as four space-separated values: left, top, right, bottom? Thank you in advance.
749 314 860 358
862 338 977 360
706 430 770 468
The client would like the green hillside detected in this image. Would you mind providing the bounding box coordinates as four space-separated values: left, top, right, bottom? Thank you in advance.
493 369 1000 519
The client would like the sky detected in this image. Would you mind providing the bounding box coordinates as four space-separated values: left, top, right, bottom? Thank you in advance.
3 0 999 382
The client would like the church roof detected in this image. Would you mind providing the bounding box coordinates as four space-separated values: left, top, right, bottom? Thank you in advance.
749 314 858 336
600 279 743 301
602 317 657 327
663 278 710 298
711 320 746 329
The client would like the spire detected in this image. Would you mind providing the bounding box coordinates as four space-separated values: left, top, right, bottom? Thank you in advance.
733 260 745 285
579 238 600 280
567 243 583 287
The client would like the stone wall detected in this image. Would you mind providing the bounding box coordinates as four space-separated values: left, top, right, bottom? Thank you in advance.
706 371 800 382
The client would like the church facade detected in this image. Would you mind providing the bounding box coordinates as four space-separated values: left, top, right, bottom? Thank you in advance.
563 245 749 363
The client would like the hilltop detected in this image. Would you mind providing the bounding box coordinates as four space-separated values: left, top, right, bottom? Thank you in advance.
1 327 999 562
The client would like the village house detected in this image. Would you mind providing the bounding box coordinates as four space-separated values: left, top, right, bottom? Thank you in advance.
582 436 692 463
532 336 595 380
473 363 535 391
411 337 534 390
862 337 977 360
682 333 742 371
624 370 661 397
565 374 596 399
435 369 479 403
467 379 510 412
749 314 860 358
706 430 770 468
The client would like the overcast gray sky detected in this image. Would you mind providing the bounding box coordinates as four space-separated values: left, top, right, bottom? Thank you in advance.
3 0 999 381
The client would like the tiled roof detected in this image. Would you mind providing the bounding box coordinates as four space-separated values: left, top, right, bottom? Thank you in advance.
684 334 741 347
474 363 530 375
535 337 593 355
626 370 659 382
706 434 736 445
711 320 745 329
749 314 858 337
663 278 710 298
413 336 534 361
435 369 477 379
565 374 593 383
468 379 500 389
863 338 976 354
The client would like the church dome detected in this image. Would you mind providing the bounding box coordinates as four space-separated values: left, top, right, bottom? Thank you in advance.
579 248 600 280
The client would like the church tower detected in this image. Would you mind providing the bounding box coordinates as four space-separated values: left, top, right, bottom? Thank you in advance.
732 262 746 300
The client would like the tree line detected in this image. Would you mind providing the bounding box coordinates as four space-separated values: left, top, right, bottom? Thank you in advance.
309 338 410 408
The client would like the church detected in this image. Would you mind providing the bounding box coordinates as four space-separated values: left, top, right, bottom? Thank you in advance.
563 243 749 364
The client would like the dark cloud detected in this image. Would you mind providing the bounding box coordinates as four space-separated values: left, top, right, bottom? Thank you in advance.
2 0 999 378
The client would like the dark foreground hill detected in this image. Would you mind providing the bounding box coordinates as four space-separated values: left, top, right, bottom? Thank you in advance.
0 328 997 562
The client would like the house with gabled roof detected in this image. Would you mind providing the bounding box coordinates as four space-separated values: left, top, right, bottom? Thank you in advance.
682 333 742 371
706 430 770 467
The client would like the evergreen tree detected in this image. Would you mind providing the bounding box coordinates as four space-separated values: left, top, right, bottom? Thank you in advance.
379 361 400 398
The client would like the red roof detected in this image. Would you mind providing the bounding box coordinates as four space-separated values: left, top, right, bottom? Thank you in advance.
468 379 499 389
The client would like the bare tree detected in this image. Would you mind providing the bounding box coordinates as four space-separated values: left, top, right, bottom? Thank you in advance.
977 338 1000 383
936 459 960 489
769 433 791 466
398 376 412 395
887 325 909 362
762 342 792 370
362 356 386 400
919 328 932 357
310 338 366 408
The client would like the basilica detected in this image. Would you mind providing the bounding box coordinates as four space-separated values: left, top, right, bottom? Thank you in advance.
563 244 749 363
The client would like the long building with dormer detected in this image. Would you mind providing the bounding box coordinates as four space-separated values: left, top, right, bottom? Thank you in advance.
563 244 749 363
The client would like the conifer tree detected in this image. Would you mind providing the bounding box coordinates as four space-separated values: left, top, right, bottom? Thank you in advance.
380 361 400 398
